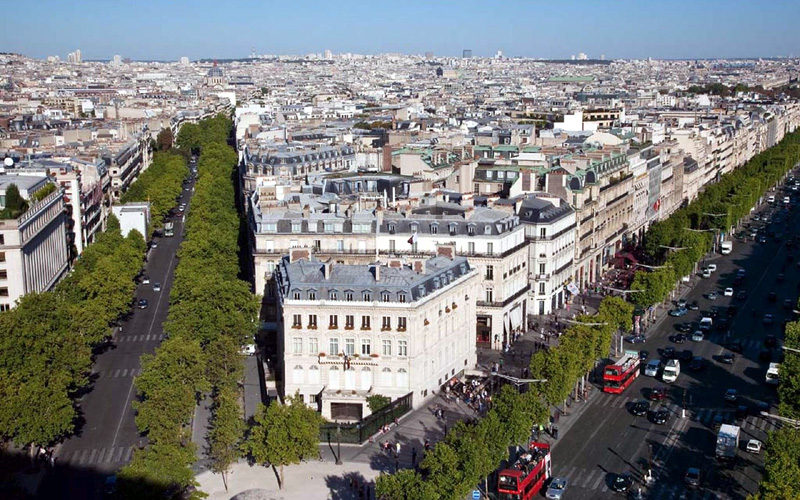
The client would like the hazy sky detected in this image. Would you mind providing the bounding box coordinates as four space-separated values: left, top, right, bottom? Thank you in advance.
2 0 798 61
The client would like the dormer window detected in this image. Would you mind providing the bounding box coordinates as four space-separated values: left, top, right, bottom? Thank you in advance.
467 225 476 236
449 224 457 236
345 291 354 301
382 291 391 302
484 225 492 235
329 290 338 300
388 224 396 234
398 293 406 303
363 291 372 301
308 290 317 300
430 224 438 235
292 290 301 300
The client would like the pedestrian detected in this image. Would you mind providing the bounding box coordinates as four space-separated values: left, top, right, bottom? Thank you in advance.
411 447 417 466
424 439 431 451
395 441 401 457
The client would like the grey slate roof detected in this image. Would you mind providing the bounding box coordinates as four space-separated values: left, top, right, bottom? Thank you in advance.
517 197 574 225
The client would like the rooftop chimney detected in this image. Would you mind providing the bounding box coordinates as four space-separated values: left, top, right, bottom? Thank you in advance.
436 243 455 260
322 259 334 279
369 262 381 282
289 247 312 263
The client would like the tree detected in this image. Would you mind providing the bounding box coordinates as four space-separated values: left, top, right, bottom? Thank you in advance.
156 128 174 151
778 321 800 419
207 386 243 491
1 183 28 219
242 394 322 489
31 183 57 203
754 428 800 499
376 469 439 500
366 394 391 413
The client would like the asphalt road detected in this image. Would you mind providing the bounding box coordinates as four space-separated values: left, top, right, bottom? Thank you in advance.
36 171 197 499
549 178 800 500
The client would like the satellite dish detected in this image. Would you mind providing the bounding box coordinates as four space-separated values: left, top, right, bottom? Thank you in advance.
3 158 12 167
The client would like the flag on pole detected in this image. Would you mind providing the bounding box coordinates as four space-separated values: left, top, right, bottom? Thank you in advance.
408 232 418 246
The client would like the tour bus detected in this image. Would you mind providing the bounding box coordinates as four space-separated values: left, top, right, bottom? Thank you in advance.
603 353 640 394
497 442 552 500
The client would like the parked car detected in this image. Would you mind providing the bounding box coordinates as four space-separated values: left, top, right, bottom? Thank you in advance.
651 408 670 425
689 356 706 371
675 323 692 333
609 474 632 493
545 477 568 500
691 331 704 342
707 291 717 300
680 349 694 362
671 333 687 344
724 288 734 297
625 334 646 344
142 275 151 285
639 350 649 362
649 387 667 401
763 314 774 325
677 299 688 309
684 468 702 488
721 352 736 364
153 282 161 292
746 439 763 454
725 389 738 404
663 347 676 358
688 301 700 311
707 264 717 272
631 400 650 417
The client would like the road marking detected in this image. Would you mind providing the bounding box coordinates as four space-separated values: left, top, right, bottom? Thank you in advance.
759 418 768 431
564 465 578 481
124 446 134 462
590 471 605 490
581 469 597 487
88 448 98 464
112 447 125 462
78 449 89 464
96 448 107 463
145 334 151 341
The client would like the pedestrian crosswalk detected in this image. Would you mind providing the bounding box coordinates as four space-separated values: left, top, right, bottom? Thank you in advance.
553 465 724 499
96 368 143 378
693 408 781 432
116 334 165 342
59 445 135 466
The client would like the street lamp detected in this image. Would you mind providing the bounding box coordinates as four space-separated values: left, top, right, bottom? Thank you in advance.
335 425 342 465
659 245 687 251
634 263 671 270
781 345 800 354
684 227 721 253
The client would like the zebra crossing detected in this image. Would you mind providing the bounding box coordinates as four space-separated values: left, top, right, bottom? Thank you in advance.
552 465 721 498
58 445 136 466
693 408 781 432
96 368 143 378
592 393 680 410
115 333 165 342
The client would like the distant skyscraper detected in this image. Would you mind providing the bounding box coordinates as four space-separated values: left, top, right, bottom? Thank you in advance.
111 55 122 66
67 49 82 63
324 49 333 60
600 54 605 61
495 50 503 59
180 56 190 65
424 51 434 59
577 52 588 60
462 49 472 59
570 55 576 61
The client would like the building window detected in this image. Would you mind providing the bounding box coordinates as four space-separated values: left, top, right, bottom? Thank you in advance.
485 265 494 280
345 315 354 329
328 366 340 389
308 314 317 328
540 227 547 238
345 291 354 301
345 338 355 356
363 291 372 301
397 317 407 331
382 340 392 356
484 225 491 235
361 315 371 329
398 340 408 357
487 243 493 255
0 304 9 312
0 235 4 245
467 226 475 236
380 316 390 330
389 240 395 252
292 314 302 328
0 270 6 280
329 337 339 355
329 315 338 329
485 289 493 303
292 365 304 384
382 291 390 302
336 239 344 251
293 337 303 354
539 282 546 295
430 224 438 234
292 222 302 233
329 290 338 300
381 367 392 386
324 222 335 233
398 293 406 303
309 365 320 384
308 291 316 300
468 242 475 254
293 291 301 300
361 339 371 355
309 337 318 354
539 263 546 274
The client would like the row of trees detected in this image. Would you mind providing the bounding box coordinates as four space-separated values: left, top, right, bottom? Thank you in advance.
629 128 800 309
375 296 633 500
117 114 259 499
0 216 144 453
120 151 188 228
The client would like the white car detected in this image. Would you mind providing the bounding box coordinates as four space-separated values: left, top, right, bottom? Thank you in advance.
746 439 762 454
142 276 151 285
707 264 717 272
240 344 256 356
691 331 704 342
723 288 734 297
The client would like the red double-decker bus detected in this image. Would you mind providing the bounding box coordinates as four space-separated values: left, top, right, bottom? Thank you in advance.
603 354 640 394
497 442 552 500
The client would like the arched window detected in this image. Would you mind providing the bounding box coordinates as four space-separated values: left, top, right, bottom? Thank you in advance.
360 367 372 390
309 365 320 384
381 367 392 387
292 365 304 384
328 366 340 390
397 368 408 388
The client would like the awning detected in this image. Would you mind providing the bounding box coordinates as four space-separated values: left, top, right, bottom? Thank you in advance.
510 305 523 331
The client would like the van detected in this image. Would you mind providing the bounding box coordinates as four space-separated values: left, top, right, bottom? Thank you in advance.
699 317 713 331
663 359 680 383
645 359 661 377
766 363 780 385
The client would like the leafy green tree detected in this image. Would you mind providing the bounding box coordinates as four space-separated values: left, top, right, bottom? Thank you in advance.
753 428 800 499
207 386 243 491
242 394 323 489
778 321 800 419
376 469 439 500
117 442 200 500
1 183 28 218
176 123 203 153
31 183 57 202
366 394 391 413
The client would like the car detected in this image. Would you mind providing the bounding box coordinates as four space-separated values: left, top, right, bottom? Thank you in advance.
639 350 649 362
763 314 774 325
631 400 650 417
724 287 734 297
675 323 692 333
730 340 744 353
765 334 777 347
671 333 686 344
747 439 763 454
609 473 632 493
737 268 747 277
663 347 676 359
545 477 568 500
777 273 785 282
137 299 148 309
711 413 727 430
649 387 667 401
701 268 711 278
103 475 118 496
142 275 151 285
759 348 773 361
668 308 688 317
680 349 694 362
736 404 750 420
784 299 794 309
724 389 738 403
721 352 736 364
691 331 704 342
684 468 702 488
768 292 778 302
688 301 700 311
240 344 256 356
625 334 646 344
152 241 158 248
689 356 705 371
153 282 161 292
677 299 687 309
707 264 717 272
707 291 717 300
759 235 768 243
737 290 747 300
651 408 670 425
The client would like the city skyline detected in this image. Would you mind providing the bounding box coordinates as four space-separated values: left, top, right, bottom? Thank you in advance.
1 0 799 61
